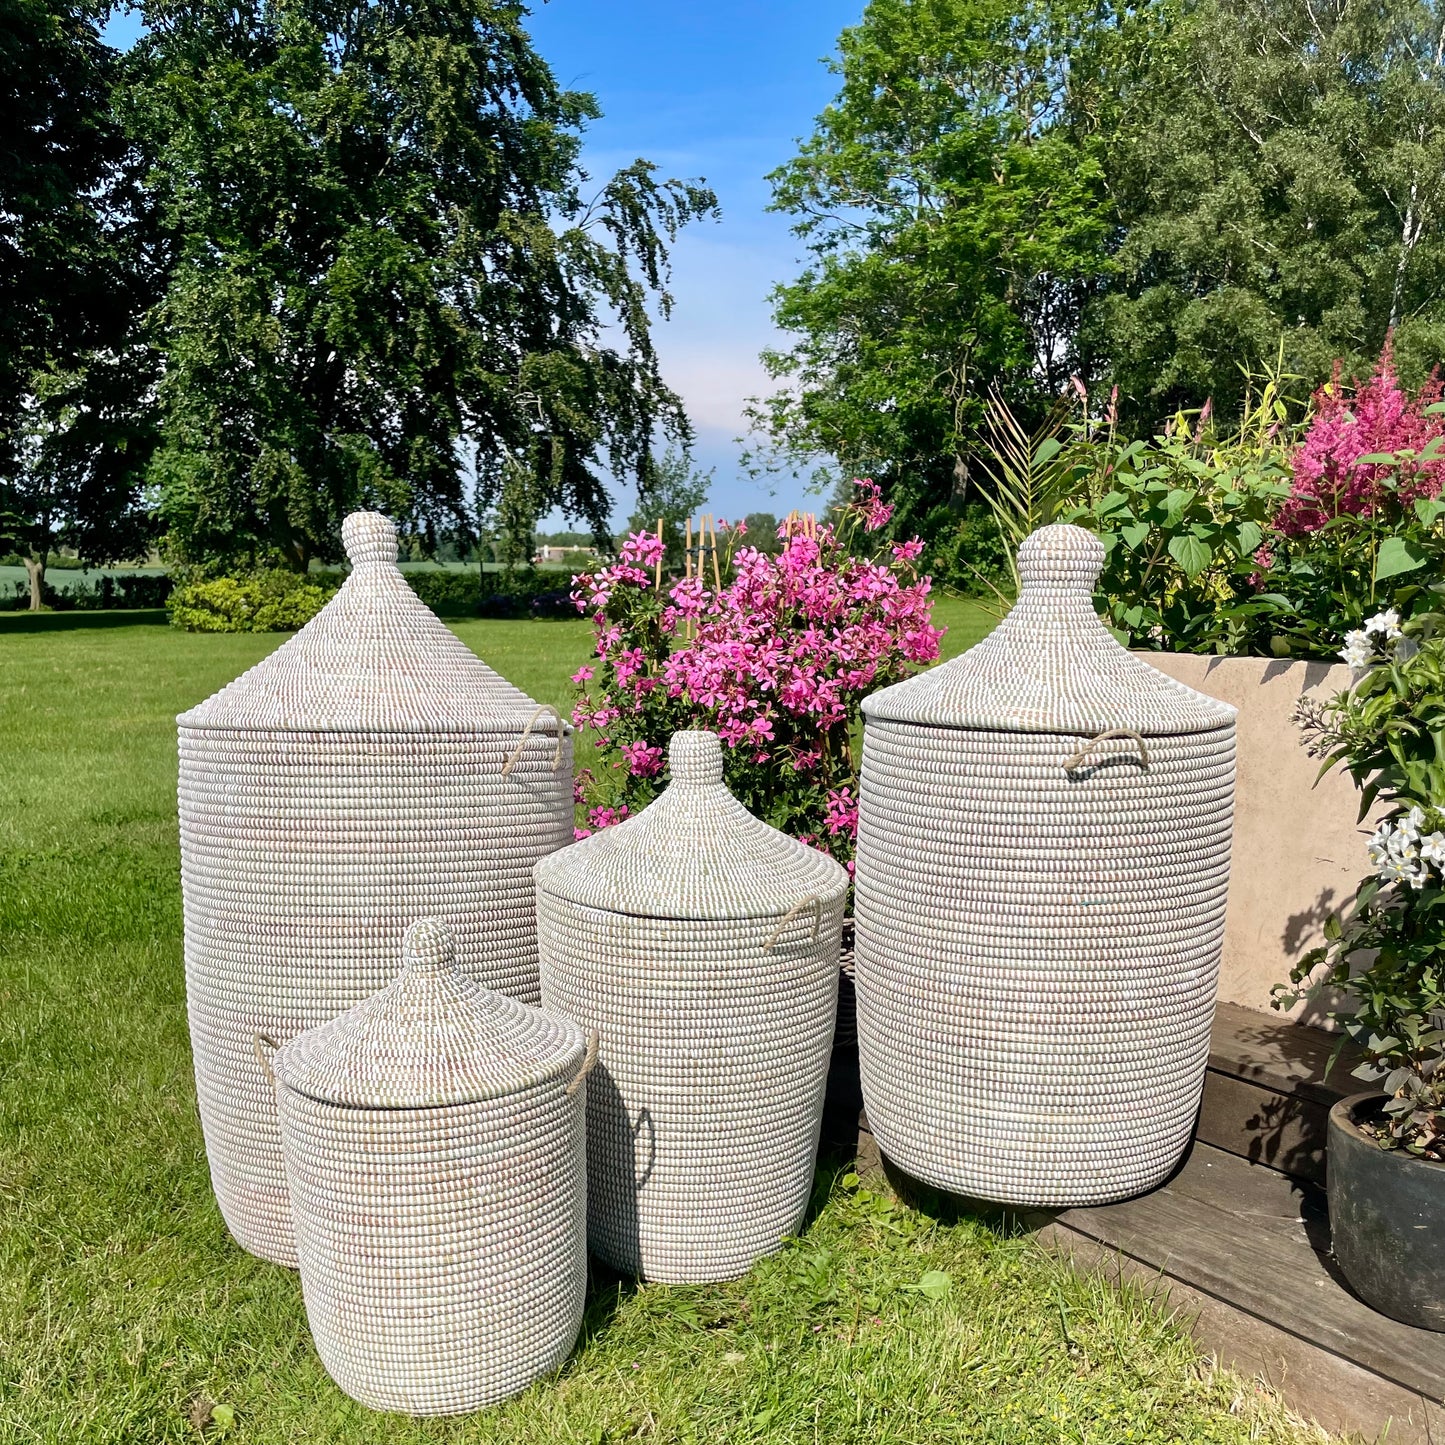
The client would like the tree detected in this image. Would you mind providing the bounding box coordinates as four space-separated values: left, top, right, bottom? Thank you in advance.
1089 0 1445 420
0 0 154 608
625 447 710 571
130 0 718 571
746 0 1127 531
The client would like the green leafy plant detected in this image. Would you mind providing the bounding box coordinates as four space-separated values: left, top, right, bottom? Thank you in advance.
1279 616 1445 1160
166 570 344 632
1056 368 1299 652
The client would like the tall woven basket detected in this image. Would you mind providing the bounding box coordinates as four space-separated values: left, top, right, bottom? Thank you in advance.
536 730 850 1283
270 919 594 1415
854 524 1237 1208
177 512 573 1267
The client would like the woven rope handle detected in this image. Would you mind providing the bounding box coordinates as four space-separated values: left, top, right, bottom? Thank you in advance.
253 1031 279 1087
565 1029 601 1098
502 704 567 776
1063 728 1150 773
764 895 822 953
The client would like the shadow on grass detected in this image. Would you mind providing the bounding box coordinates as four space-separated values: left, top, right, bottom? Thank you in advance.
0 608 171 633
577 1258 641 1350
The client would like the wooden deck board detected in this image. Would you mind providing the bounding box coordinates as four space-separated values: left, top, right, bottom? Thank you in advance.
1054 1143 1443 1406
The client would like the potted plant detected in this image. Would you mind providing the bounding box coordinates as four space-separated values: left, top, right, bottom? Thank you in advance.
1281 609 1445 1330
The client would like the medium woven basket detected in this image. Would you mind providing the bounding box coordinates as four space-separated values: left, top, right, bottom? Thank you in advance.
535 730 850 1283
854 524 1237 1208
177 512 573 1267
270 919 593 1415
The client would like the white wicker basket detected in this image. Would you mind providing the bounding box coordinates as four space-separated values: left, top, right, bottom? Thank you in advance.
855 524 1237 1207
535 730 850 1282
177 512 573 1267
269 918 593 1415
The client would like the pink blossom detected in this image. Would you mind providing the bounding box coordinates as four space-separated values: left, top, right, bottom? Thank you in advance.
891 538 924 565
620 740 664 777
620 530 666 567
1276 343 1445 536
824 787 859 839
571 665 594 684
587 803 630 831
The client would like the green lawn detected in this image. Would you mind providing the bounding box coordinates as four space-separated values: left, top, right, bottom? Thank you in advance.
0 601 1330 1444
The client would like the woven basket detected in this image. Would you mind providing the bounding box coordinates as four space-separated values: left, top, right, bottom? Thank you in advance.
270 918 593 1415
855 524 1237 1208
535 730 850 1283
177 512 573 1267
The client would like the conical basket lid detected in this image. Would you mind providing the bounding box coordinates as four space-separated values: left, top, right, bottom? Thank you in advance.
535 731 850 921
862 524 1236 736
271 919 588 1108
177 512 548 734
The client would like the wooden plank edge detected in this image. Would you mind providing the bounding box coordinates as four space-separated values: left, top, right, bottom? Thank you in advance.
1038 1220 1445 1445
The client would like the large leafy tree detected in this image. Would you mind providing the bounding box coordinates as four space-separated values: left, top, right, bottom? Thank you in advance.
747 0 1128 528
131 0 717 570
1094 0 1445 421
0 0 155 608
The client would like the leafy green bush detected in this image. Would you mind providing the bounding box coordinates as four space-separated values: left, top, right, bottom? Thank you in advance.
166 571 343 632
2 573 175 611
1059 425 1294 655
399 568 479 617
1280 615 1445 1159
478 566 577 618
920 504 1011 596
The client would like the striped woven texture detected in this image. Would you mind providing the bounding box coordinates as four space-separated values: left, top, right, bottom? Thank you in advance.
178 512 573 1267
536 731 849 1282
273 919 591 1415
855 525 1237 1207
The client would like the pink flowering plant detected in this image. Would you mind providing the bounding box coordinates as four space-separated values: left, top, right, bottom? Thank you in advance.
1260 345 1445 656
1053 344 1445 659
570 481 943 868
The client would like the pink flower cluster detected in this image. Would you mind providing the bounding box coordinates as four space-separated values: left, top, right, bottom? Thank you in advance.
1276 345 1445 536
568 481 943 869
660 521 941 760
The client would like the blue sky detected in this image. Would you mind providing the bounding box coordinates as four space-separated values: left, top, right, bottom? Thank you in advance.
523 0 865 529
104 0 866 530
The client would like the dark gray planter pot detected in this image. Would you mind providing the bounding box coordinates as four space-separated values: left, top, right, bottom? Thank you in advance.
1327 1092 1445 1332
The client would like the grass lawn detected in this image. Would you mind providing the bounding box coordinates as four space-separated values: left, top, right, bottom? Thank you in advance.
0 599 1331 1444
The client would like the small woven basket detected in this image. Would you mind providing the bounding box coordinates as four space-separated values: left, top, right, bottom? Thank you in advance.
855 525 1237 1208
270 919 594 1416
535 730 850 1283
178 512 573 1267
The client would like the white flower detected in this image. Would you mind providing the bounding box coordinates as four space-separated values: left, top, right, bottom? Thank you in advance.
1365 608 1403 640
1393 635 1420 662
1341 630 1375 669
1420 832 1445 867
1405 805 1427 831
1367 820 1395 866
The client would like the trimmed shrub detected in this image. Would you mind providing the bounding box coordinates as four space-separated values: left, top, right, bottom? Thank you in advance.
2 573 176 611
167 571 343 632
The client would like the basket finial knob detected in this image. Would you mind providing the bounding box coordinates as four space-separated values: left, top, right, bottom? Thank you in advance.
669 729 724 785
403 917 456 973
1016 523 1104 592
342 511 399 566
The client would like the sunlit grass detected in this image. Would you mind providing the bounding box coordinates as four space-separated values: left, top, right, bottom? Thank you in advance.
0 604 1332 1443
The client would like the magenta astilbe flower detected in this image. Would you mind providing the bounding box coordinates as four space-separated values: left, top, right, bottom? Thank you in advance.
1276 343 1445 537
